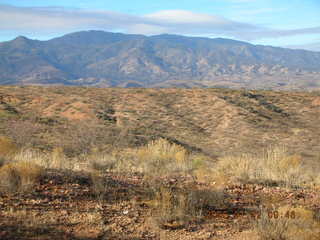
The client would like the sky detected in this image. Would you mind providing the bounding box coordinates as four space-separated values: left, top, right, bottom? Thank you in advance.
0 0 319 51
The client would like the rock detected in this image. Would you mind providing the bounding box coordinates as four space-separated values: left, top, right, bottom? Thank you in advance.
123 210 129 215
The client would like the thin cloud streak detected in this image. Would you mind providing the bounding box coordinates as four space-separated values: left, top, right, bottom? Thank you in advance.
243 27 320 41
0 4 319 41
286 41 320 52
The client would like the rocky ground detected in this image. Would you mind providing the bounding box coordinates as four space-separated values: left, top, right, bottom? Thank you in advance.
0 86 319 239
0 169 319 240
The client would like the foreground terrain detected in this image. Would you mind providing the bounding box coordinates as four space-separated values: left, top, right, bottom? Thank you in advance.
0 167 319 240
0 86 320 239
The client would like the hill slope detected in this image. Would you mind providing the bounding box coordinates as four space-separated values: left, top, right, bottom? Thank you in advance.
0 86 319 162
0 31 320 90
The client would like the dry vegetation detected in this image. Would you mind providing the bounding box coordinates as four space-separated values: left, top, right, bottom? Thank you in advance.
213 147 310 187
0 86 319 239
0 161 42 193
253 205 320 240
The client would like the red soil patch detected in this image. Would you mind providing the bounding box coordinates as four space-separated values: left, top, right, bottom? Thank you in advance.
43 100 93 120
311 97 320 107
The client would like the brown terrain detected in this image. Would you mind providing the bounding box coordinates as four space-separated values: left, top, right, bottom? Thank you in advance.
1 86 320 160
0 86 319 239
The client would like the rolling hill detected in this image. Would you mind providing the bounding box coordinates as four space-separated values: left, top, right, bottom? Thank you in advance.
0 86 319 162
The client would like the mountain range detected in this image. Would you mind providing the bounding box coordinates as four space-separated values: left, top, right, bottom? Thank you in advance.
0 30 320 90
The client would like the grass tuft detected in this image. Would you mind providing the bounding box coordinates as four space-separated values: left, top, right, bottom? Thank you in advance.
213 146 309 187
0 136 18 158
88 151 117 172
136 138 193 178
150 186 227 229
0 161 43 193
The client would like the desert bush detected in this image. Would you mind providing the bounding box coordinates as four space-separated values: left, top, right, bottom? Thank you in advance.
151 186 188 229
136 138 193 178
4 120 44 148
0 156 6 168
87 151 119 202
213 146 309 187
190 153 217 183
38 147 77 170
0 164 21 192
0 161 43 193
0 136 18 157
254 205 320 240
112 149 132 171
87 151 117 172
51 147 65 169
55 121 102 157
111 138 215 181
212 154 252 184
13 148 51 169
90 170 108 202
12 147 116 172
259 148 304 185
314 174 320 187
150 186 227 229
55 121 123 157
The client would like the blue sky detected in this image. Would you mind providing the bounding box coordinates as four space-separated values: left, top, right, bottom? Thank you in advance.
0 0 319 51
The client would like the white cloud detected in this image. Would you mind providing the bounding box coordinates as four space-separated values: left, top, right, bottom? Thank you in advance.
0 5 144 31
0 4 258 36
0 4 319 42
145 10 227 24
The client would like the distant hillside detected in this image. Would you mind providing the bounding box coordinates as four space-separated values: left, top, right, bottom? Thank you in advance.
0 86 320 162
0 31 320 90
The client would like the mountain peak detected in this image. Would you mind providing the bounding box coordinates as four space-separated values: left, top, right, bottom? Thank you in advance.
11 36 33 47
13 36 30 42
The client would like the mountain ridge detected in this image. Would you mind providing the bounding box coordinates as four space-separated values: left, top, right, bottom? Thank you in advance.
0 30 320 89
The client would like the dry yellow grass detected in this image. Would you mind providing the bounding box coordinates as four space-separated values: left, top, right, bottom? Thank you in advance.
5 142 317 190
87 151 117 172
189 153 218 185
51 147 65 169
13 148 50 168
13 148 83 171
90 170 107 202
136 138 192 178
254 205 320 240
213 146 311 187
0 161 43 192
0 136 18 158
150 185 226 229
